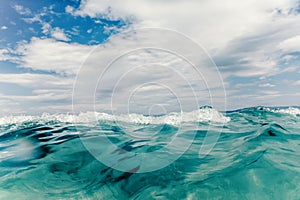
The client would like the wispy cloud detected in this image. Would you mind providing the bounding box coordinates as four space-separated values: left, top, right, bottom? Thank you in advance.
12 4 32 16
0 73 73 88
259 83 276 88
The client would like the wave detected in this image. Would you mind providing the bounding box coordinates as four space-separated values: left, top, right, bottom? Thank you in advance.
269 107 300 116
0 107 230 127
0 106 300 199
2 106 299 127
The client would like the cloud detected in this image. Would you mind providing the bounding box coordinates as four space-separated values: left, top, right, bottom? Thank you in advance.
18 4 55 30
0 92 72 116
71 29 227 114
0 91 71 102
12 5 32 16
15 37 94 75
278 35 300 53
17 6 65 43
259 83 276 88
0 73 73 88
67 0 300 78
0 24 224 113
0 49 11 61
42 23 51 34
2 1 300 114
0 48 20 62
40 22 70 41
1 26 8 30
215 15 300 77
0 73 74 116
51 27 70 41
292 80 300 86
68 0 297 47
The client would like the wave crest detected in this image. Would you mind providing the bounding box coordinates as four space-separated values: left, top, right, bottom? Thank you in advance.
0 107 230 127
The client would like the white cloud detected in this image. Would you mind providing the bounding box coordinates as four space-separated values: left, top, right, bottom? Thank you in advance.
16 37 94 75
259 90 280 96
0 92 70 102
0 73 73 88
22 14 42 24
259 83 276 88
1 26 8 30
0 73 74 116
71 29 227 113
2 1 300 114
67 0 300 78
0 49 11 61
0 92 72 116
42 22 51 34
65 5 74 14
0 25 224 113
51 27 70 41
68 0 297 48
16 4 54 25
41 23 70 41
0 48 20 62
12 5 32 15
278 35 300 53
292 80 300 86
215 15 300 76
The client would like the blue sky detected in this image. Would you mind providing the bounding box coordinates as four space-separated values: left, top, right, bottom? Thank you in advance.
0 0 300 116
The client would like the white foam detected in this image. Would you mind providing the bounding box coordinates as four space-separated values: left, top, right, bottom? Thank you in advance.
270 107 300 116
97 108 230 125
0 108 230 127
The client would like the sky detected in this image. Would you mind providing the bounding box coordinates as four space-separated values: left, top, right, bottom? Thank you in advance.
0 0 300 116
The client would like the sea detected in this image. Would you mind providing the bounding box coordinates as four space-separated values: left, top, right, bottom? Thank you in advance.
0 106 299 199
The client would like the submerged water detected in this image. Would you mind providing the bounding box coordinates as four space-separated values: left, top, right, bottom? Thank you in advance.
0 107 300 199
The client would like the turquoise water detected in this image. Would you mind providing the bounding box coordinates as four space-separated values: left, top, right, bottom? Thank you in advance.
0 107 300 199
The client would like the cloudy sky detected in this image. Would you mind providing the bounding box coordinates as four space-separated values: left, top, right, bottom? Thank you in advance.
0 0 300 116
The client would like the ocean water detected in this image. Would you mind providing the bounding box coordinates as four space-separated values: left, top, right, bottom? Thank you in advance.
0 107 300 199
